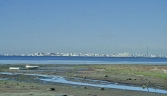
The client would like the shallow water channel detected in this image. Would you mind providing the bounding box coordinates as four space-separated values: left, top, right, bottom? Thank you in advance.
1 72 167 94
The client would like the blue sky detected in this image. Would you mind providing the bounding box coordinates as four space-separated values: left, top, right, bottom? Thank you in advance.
0 0 167 55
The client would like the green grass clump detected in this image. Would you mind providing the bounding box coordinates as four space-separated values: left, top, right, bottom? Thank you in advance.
94 65 167 80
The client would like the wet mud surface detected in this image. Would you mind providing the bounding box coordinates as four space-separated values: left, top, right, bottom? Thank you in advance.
0 64 167 96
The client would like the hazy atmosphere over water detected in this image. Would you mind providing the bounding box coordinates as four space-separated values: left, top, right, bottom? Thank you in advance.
0 0 167 55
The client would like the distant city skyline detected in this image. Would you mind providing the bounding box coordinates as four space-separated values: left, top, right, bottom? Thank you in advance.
2 51 166 58
0 0 167 55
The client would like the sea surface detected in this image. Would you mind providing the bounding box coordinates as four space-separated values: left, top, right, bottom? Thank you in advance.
0 56 167 65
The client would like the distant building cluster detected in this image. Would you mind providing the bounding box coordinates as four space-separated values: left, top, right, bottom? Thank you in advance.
1 52 166 58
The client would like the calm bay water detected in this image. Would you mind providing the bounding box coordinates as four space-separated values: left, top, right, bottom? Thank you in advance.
0 56 167 65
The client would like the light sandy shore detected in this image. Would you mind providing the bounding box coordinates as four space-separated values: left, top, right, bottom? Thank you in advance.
0 64 167 96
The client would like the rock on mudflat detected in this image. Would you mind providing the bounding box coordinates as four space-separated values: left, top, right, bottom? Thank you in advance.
48 88 55 91
55 95 67 96
84 86 87 89
100 87 105 90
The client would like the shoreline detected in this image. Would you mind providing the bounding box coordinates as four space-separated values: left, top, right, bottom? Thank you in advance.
0 64 167 96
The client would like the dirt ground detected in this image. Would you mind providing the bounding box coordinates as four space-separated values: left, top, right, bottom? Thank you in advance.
0 64 167 96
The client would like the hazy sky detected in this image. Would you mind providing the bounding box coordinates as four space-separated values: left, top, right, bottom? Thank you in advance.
0 0 167 55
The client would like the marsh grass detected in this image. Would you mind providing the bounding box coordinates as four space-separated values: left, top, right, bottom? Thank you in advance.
93 65 167 79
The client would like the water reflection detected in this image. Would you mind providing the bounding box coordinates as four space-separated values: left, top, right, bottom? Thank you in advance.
39 75 167 94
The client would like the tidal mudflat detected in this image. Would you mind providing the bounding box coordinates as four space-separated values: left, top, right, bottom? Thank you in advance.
0 64 167 96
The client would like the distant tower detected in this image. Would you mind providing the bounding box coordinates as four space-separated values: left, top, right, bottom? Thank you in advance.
147 47 148 57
